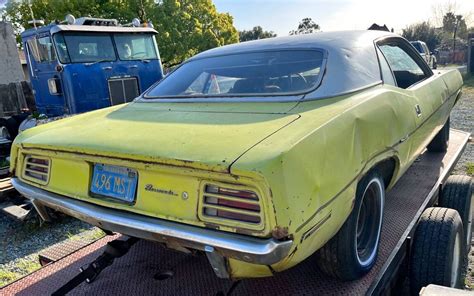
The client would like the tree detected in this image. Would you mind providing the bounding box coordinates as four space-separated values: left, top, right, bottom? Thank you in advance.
153 0 239 67
1 0 239 67
289 17 320 35
442 12 467 39
239 26 276 42
402 21 442 51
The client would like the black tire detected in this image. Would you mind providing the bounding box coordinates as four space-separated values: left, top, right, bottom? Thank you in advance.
316 170 385 280
5 117 20 140
427 118 449 153
439 175 473 253
409 207 465 295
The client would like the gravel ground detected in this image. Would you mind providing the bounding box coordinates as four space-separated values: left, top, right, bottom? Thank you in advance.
451 76 473 176
454 75 474 290
0 213 103 287
0 75 472 289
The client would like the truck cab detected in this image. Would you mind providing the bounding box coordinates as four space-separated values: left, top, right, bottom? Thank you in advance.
21 17 164 117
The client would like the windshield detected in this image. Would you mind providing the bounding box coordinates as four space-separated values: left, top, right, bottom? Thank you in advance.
53 32 158 63
54 33 115 63
114 33 158 60
145 50 325 98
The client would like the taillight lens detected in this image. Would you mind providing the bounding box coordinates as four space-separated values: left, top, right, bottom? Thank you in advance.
202 184 262 225
23 155 50 184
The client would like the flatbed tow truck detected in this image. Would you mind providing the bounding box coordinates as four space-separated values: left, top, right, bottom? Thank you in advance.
2 129 472 295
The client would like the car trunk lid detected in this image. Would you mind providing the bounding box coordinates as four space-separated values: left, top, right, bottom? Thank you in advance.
17 102 300 173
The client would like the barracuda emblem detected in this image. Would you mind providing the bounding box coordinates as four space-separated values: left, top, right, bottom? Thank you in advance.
144 184 178 196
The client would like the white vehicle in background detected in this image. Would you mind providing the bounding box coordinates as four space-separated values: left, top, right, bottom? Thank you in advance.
410 40 437 69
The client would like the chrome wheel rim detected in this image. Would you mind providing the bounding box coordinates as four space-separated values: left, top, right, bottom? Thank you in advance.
355 178 384 267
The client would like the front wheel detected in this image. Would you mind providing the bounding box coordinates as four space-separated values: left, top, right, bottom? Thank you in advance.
427 118 449 153
316 170 385 280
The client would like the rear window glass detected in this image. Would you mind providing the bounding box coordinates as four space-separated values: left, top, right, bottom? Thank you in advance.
410 42 424 53
145 50 325 98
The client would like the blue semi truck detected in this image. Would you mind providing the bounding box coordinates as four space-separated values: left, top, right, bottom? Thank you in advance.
20 16 164 118
0 16 165 218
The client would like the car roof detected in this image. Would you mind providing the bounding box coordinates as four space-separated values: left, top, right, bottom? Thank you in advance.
190 30 400 100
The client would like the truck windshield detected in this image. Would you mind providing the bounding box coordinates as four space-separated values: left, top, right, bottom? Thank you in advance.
54 33 116 63
114 34 158 61
145 50 325 98
53 32 158 64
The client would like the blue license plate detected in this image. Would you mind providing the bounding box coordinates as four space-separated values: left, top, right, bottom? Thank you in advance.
90 164 138 203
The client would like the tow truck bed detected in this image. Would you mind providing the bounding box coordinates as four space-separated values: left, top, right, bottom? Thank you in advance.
3 129 471 296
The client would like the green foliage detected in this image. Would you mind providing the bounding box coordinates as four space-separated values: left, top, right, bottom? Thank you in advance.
402 22 442 51
467 163 474 176
1 0 239 67
442 12 467 39
289 17 320 35
153 0 239 67
239 26 276 42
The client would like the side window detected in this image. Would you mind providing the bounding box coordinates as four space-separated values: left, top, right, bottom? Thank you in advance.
379 43 428 89
53 34 70 63
27 36 56 63
376 47 396 86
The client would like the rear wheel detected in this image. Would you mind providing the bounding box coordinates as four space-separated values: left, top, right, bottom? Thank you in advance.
409 207 465 295
316 170 385 280
438 175 473 254
427 118 449 153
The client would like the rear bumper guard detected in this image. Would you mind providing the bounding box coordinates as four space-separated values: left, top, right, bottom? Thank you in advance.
12 178 292 278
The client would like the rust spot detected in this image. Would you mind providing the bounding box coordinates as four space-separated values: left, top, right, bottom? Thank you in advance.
235 228 258 236
272 226 289 240
203 222 220 230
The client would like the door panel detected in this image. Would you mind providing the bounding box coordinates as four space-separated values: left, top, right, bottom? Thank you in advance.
27 35 66 116
378 39 448 167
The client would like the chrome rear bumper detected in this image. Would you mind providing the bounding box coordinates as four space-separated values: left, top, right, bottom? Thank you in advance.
12 178 292 277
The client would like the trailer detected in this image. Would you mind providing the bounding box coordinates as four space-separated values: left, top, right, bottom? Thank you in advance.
2 129 472 295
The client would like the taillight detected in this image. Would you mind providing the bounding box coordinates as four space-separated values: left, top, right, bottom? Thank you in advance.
201 184 262 225
22 155 50 184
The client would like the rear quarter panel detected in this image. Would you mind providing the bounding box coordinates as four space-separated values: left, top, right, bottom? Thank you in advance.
231 85 419 272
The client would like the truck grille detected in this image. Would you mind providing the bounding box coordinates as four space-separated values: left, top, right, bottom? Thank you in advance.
22 155 50 185
200 183 263 229
108 77 139 106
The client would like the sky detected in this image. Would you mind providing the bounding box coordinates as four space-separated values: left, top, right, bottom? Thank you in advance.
213 0 474 36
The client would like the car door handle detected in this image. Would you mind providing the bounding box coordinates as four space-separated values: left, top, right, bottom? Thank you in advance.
415 104 422 117
128 65 138 69
102 66 112 70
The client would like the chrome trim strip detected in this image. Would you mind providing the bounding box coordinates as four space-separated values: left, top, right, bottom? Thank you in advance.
12 178 292 266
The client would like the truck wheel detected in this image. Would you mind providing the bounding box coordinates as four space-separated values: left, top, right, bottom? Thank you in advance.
316 170 384 280
439 175 473 253
409 207 465 295
427 118 449 153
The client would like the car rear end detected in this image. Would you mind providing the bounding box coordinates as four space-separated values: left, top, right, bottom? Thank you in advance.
11 145 292 278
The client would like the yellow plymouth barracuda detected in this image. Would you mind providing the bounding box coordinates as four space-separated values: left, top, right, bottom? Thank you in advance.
11 30 462 280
